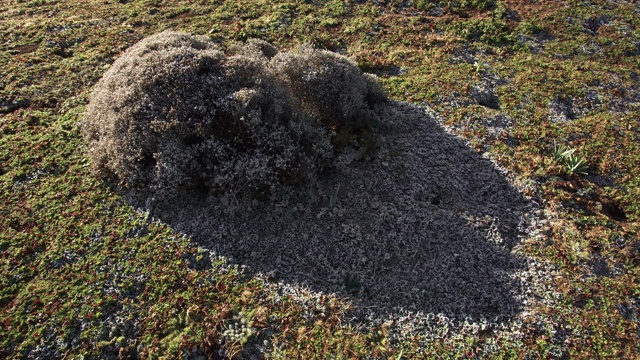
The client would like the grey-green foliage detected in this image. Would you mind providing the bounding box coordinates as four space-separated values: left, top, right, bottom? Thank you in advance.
270 44 386 131
81 31 386 202
221 312 255 346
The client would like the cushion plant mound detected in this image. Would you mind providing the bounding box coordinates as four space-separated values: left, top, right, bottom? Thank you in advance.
81 30 386 203
270 43 387 132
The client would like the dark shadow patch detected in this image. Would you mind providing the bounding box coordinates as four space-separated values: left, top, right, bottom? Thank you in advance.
536 30 555 42
505 8 521 22
0 98 30 114
549 96 579 123
9 44 39 55
167 10 194 20
44 38 84 58
574 185 628 222
470 83 501 109
37 97 58 109
130 102 533 322
600 196 627 222
583 15 610 35
587 254 611 277
617 296 639 322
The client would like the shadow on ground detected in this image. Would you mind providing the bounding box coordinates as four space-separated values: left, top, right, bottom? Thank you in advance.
130 102 532 322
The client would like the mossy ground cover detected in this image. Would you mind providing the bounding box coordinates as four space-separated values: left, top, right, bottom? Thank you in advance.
1 0 638 358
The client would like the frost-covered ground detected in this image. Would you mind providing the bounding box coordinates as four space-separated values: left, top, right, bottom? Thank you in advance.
136 101 559 353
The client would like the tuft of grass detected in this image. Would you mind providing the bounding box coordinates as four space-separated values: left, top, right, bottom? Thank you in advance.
552 140 589 176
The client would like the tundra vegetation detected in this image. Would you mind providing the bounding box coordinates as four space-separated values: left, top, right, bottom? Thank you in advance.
81 31 385 204
1 0 639 358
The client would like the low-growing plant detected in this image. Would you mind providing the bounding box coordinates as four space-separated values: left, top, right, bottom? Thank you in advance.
564 154 589 176
80 31 387 205
473 58 487 74
517 21 544 36
269 43 386 137
552 140 589 176
220 311 255 356
552 140 576 162
453 17 514 45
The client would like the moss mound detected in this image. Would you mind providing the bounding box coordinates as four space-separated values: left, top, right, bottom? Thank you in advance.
81 31 386 202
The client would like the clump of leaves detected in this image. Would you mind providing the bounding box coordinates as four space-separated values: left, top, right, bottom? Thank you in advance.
219 310 256 357
552 140 589 176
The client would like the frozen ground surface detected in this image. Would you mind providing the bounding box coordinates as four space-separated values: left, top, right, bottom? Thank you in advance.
130 101 556 346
